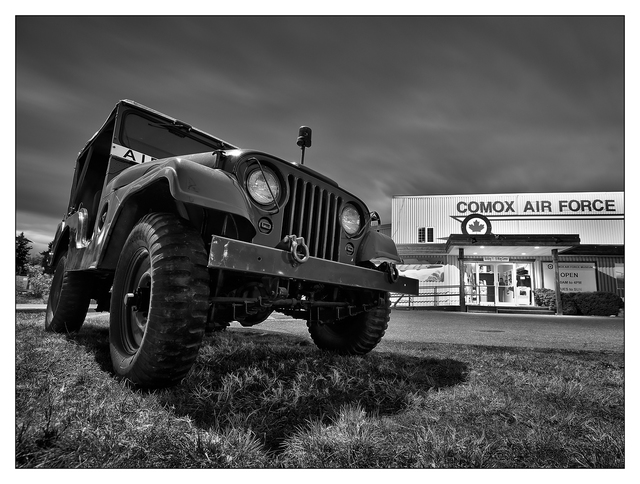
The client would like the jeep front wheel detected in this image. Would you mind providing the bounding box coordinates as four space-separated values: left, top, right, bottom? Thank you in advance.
109 213 210 387
307 292 391 355
44 252 92 333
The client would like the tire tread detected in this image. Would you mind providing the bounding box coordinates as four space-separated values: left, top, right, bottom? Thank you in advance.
45 254 92 333
307 293 391 355
109 212 210 387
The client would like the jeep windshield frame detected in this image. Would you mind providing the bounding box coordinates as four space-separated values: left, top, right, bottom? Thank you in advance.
119 111 228 160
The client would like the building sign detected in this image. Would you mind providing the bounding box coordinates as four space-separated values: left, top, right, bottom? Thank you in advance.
483 257 509 262
542 262 597 293
456 197 618 215
391 191 623 246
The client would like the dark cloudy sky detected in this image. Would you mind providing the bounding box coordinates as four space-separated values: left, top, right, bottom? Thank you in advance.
16 15 624 254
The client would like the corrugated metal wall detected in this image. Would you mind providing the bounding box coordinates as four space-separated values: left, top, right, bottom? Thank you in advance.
392 195 466 243
392 192 624 245
496 219 624 245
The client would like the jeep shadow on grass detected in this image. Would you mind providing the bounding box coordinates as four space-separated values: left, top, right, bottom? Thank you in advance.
45 100 419 389
67 318 468 453
165 331 469 452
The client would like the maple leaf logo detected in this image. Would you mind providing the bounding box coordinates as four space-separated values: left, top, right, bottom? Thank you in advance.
468 220 485 233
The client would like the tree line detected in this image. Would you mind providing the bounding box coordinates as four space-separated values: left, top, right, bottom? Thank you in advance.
16 233 52 275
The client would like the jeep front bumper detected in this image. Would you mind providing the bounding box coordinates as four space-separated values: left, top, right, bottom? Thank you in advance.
207 235 419 295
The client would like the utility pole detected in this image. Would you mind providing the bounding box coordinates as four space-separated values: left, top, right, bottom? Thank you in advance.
552 249 563 315
459 248 466 312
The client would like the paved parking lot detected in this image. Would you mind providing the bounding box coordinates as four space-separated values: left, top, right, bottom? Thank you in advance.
257 309 625 353
18 306 624 353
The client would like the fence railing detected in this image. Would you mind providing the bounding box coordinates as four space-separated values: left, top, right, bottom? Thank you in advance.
392 283 538 308
391 284 466 309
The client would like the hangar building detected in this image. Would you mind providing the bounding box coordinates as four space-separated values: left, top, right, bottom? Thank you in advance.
389 191 624 311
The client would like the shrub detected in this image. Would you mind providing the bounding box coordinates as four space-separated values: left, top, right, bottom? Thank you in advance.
25 264 53 299
533 288 555 308
533 288 623 316
573 292 623 316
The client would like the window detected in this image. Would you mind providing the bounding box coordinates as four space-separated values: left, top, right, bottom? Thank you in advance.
418 227 434 243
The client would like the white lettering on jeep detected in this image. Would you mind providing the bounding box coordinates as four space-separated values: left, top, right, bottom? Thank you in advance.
111 143 157 164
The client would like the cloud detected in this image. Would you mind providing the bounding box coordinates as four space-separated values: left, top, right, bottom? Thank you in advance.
15 16 624 249
16 210 61 254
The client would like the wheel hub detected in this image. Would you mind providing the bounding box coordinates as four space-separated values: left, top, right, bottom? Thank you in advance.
124 284 151 313
122 253 152 350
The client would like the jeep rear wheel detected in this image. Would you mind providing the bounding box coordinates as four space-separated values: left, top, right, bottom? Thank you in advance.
45 252 92 333
109 213 210 387
307 292 391 355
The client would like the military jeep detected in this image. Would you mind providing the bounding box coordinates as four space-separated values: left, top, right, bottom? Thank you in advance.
45 100 418 387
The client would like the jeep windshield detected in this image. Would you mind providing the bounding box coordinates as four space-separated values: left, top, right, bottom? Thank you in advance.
120 112 224 160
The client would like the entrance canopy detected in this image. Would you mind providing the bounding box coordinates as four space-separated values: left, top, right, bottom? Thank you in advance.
445 234 580 257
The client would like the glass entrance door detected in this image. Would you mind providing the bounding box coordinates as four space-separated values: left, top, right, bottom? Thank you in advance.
464 262 533 306
496 264 515 304
477 264 495 304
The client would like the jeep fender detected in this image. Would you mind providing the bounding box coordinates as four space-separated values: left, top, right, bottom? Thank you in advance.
98 158 258 269
109 158 256 220
169 159 256 221
356 229 402 264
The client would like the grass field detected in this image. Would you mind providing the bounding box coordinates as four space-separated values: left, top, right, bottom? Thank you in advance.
15 311 624 468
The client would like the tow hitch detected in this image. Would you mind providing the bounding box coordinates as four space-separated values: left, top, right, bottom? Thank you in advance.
283 234 310 264
378 262 399 283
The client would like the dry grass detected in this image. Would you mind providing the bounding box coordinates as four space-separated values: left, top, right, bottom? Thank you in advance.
15 312 624 468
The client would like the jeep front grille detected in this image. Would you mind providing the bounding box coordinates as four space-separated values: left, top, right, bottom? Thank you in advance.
282 175 343 261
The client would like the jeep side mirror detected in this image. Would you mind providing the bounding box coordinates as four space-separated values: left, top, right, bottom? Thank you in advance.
297 126 312 164
297 126 312 148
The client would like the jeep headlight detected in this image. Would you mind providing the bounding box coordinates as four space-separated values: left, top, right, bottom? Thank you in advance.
247 167 281 205
340 203 362 236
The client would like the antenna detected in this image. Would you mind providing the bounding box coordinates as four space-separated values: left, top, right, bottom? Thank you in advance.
296 126 312 164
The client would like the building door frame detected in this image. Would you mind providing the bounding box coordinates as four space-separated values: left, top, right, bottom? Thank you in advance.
465 261 533 306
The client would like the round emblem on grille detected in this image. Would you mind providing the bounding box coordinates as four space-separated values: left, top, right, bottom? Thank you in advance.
345 243 355 256
258 217 273 234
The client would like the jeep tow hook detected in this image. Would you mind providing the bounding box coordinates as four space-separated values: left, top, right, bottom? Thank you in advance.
378 262 399 283
388 264 399 283
283 234 310 264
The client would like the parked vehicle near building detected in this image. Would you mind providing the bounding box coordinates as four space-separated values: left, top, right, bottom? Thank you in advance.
45 100 418 387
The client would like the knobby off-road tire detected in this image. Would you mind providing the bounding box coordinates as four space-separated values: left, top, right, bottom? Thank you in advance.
44 252 92 333
109 213 210 387
307 292 391 355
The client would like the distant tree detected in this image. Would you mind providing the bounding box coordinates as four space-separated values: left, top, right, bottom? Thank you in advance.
16 232 32 275
28 253 43 266
38 241 54 268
